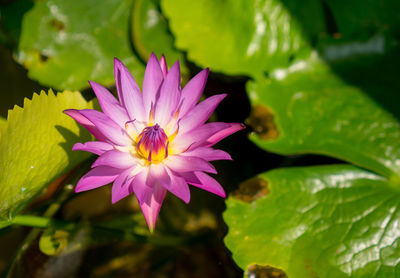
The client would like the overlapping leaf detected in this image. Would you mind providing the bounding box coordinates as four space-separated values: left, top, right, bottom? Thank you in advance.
223 52 400 277
247 54 400 178
161 0 324 78
0 90 93 224
16 0 144 90
131 0 188 78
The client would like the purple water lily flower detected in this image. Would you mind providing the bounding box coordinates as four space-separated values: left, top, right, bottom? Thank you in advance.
64 54 243 231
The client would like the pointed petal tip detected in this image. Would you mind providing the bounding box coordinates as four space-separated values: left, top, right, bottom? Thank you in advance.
148 225 155 233
63 108 74 115
149 52 158 61
71 142 82 151
114 57 122 64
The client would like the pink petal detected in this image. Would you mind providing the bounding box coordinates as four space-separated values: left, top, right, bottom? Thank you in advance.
89 81 130 127
72 141 113 155
204 123 245 147
75 166 121 192
148 163 171 186
178 94 226 134
114 58 146 122
180 147 232 161
159 54 168 78
78 109 132 146
139 183 167 232
131 169 153 204
92 150 135 169
172 122 232 151
143 53 164 120
182 171 226 198
148 164 190 203
111 167 135 204
64 109 107 141
179 68 209 117
164 155 217 174
154 60 181 126
164 168 190 203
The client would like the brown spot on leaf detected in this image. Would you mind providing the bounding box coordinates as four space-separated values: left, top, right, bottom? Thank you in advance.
232 177 269 202
246 105 278 140
49 18 65 31
39 53 49 63
247 264 287 278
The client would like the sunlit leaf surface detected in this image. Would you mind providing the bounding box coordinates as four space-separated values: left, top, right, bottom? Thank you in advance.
0 90 93 223
247 54 400 179
224 165 400 277
161 0 324 78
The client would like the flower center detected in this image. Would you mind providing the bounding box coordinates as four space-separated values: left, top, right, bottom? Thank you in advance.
135 124 169 163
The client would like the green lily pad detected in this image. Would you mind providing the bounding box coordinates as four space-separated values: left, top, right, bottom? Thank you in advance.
224 165 400 277
16 0 144 91
246 54 400 179
131 0 188 78
0 90 93 223
161 0 324 78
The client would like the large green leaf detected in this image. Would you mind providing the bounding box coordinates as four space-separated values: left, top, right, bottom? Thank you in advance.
161 0 324 78
224 165 400 277
0 90 93 223
16 0 144 91
131 0 188 78
324 0 400 38
246 55 400 179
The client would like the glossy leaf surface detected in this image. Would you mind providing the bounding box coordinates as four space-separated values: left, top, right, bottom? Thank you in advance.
224 165 400 277
17 0 144 90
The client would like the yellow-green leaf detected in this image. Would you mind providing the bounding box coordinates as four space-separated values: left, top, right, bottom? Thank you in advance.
0 90 93 222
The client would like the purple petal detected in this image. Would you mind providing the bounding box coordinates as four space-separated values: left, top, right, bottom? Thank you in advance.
148 164 171 186
114 58 146 122
139 183 167 232
75 166 121 192
159 54 168 78
164 155 217 174
111 167 135 204
78 109 132 146
181 171 225 198
89 81 130 127
180 147 232 161
164 168 190 203
131 169 152 204
143 53 164 120
179 68 209 117
64 109 107 141
92 149 135 169
154 60 181 126
203 123 245 147
148 164 189 203
172 122 232 151
178 94 226 134
72 141 113 155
